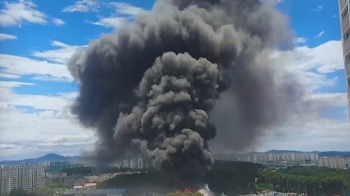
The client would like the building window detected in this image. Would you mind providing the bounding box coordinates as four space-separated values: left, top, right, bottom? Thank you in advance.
344 29 350 40
342 7 349 20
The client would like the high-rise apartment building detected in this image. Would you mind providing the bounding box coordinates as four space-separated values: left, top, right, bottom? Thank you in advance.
0 167 18 193
0 166 44 194
318 157 346 169
339 0 350 116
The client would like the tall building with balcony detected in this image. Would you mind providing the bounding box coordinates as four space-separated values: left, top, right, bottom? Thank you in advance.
0 166 44 194
339 0 350 117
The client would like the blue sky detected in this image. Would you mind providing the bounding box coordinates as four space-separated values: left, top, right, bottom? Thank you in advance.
0 0 349 161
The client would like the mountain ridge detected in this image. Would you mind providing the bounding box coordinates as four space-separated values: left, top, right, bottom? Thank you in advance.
2 151 349 165
0 153 81 165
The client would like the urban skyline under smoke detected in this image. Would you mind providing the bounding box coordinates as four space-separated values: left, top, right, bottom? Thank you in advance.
0 0 348 163
66 0 326 188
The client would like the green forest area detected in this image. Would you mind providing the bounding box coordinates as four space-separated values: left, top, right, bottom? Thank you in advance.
97 161 350 196
259 166 350 195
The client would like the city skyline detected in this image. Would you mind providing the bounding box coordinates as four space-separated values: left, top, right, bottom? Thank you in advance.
1 150 350 162
1 152 348 170
0 0 349 161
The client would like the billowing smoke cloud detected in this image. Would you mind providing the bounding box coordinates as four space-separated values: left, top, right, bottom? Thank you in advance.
67 0 305 189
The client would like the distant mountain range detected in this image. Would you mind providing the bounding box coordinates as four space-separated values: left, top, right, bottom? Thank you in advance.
1 150 349 166
0 153 81 165
264 150 303 154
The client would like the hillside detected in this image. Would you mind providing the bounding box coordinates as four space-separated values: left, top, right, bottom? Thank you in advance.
0 154 80 165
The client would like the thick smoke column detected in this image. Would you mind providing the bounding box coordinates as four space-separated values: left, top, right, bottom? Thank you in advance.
67 0 302 189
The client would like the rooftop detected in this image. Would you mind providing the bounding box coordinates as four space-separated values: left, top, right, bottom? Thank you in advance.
64 189 125 194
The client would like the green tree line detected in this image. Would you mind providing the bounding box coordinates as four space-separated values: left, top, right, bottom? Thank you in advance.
0 183 67 196
258 166 350 195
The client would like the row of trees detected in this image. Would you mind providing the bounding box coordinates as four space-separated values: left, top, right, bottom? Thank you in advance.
258 167 350 195
59 165 157 176
0 188 36 196
0 183 67 196
0 188 204 196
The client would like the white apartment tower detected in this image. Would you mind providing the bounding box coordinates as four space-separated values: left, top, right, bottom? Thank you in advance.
339 0 350 117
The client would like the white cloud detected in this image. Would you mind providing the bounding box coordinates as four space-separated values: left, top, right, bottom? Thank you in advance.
32 41 86 64
259 0 284 4
0 41 86 82
0 82 92 160
108 2 147 16
87 17 127 28
0 0 47 27
0 104 95 160
52 17 65 26
271 40 343 91
294 37 307 44
62 0 99 13
308 93 348 107
311 5 323 12
0 81 33 88
0 33 17 41
0 80 74 111
0 53 73 81
88 2 146 28
0 73 20 79
251 40 349 152
315 30 325 38
5 93 73 111
258 121 350 152
0 81 34 103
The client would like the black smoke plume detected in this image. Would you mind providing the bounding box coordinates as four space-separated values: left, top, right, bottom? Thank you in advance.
67 0 303 189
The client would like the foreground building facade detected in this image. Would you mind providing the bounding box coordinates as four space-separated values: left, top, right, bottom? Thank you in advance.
0 166 44 194
339 0 350 117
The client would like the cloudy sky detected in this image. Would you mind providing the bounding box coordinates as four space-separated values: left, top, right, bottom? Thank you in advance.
0 0 348 161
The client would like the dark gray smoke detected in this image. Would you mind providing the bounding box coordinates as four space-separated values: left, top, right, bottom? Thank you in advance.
67 0 303 188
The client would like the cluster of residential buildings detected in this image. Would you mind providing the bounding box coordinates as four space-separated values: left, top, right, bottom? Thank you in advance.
0 156 161 194
0 165 44 194
109 157 161 170
35 157 160 171
318 157 349 169
213 153 349 169
213 152 319 164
